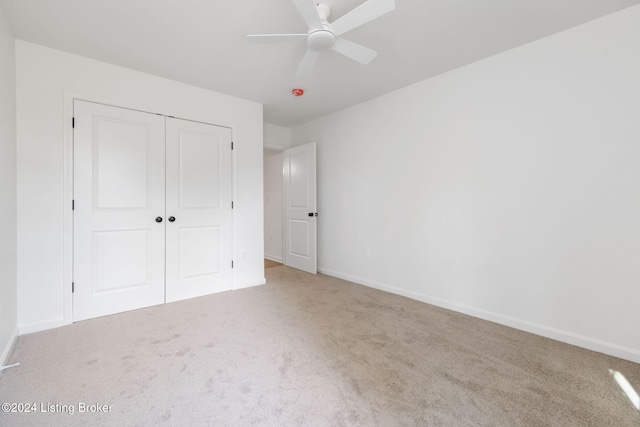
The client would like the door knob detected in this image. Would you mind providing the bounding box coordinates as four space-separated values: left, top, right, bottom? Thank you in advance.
155 217 163 223
168 216 176 222
308 212 318 217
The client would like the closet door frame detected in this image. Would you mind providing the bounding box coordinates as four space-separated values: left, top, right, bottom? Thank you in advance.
61 92 237 325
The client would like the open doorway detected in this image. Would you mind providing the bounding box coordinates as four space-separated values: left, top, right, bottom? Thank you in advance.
264 148 284 265
263 143 318 274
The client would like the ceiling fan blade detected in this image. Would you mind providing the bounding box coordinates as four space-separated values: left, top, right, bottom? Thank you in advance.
292 0 323 31
247 34 308 44
331 0 396 36
331 38 377 65
296 49 321 75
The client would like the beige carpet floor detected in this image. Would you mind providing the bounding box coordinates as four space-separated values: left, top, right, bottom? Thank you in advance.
1 266 639 426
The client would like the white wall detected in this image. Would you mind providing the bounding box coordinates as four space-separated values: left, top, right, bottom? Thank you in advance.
0 3 17 365
264 149 283 262
292 6 640 362
264 123 292 150
16 41 264 333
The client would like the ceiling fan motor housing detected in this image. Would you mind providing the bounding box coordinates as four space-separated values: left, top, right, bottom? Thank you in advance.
308 30 335 51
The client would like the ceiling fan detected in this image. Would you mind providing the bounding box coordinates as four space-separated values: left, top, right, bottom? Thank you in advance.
247 0 396 74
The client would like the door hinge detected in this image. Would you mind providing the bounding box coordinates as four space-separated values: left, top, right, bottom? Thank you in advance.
72 199 75 210
231 141 234 150
72 282 75 293
72 117 75 128
231 261 234 268
231 201 234 209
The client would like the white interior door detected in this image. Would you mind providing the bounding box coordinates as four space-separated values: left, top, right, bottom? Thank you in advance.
165 118 233 302
283 141 317 274
73 100 166 321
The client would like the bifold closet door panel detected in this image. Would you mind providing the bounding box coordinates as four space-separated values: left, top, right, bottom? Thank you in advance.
73 100 167 321
164 118 233 303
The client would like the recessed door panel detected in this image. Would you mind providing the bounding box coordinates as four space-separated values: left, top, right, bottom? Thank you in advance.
179 226 221 279
93 230 149 293
180 131 221 209
289 152 310 208
166 118 232 302
95 118 149 209
289 220 310 257
74 100 166 321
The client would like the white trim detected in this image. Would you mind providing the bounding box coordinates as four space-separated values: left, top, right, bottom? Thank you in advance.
234 278 266 290
0 327 19 367
19 318 65 335
63 91 239 325
264 254 283 263
62 91 74 326
264 144 285 151
231 128 238 291
318 267 640 364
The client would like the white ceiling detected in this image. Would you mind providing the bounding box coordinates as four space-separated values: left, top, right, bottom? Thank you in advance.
3 0 640 127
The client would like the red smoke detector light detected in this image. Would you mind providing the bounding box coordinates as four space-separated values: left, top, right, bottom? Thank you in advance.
292 88 304 97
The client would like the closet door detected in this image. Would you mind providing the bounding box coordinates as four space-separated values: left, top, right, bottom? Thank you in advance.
73 100 166 321
165 118 233 302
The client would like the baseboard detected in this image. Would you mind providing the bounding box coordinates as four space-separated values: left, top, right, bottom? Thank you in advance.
318 268 640 364
19 318 65 335
0 327 19 367
265 254 283 263
234 278 266 290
